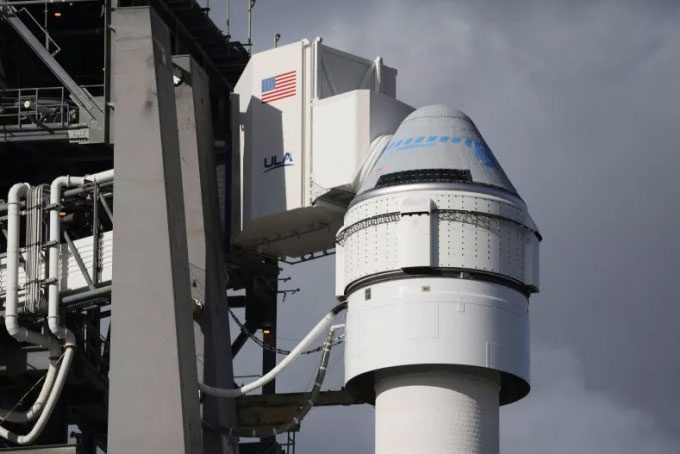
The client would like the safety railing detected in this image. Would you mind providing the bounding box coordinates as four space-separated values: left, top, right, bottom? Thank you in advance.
15 6 61 56
0 84 103 130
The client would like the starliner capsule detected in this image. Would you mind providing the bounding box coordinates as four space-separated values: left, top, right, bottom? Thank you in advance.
335 105 541 454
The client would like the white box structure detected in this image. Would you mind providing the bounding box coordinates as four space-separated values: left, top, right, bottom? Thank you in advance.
230 38 413 258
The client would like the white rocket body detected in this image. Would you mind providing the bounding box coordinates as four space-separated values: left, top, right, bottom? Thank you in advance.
336 106 541 453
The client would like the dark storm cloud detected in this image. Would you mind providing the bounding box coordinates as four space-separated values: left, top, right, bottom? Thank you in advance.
218 0 680 451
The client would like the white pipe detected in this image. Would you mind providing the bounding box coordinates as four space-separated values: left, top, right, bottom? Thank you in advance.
374 57 383 93
84 169 114 183
47 176 83 346
0 346 75 444
47 169 112 345
200 311 337 398
5 184 59 350
0 170 112 434
2 183 62 423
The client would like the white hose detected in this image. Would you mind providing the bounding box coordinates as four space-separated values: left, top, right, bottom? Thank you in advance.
200 308 342 398
232 324 345 437
0 363 59 424
0 346 75 444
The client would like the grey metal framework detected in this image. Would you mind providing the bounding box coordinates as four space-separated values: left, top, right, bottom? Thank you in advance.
1 4 103 120
0 0 361 452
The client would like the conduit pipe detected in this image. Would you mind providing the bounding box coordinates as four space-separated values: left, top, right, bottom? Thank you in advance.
2 183 62 424
200 303 347 398
84 169 114 183
47 176 83 345
4 184 60 351
47 169 113 345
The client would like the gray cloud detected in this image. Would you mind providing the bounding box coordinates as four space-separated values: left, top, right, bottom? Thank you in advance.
502 347 679 454
223 0 680 451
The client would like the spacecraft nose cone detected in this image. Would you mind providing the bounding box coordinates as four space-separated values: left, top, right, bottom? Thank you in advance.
403 104 471 122
357 105 519 198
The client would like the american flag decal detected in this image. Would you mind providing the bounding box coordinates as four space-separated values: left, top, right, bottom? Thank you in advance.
261 70 296 103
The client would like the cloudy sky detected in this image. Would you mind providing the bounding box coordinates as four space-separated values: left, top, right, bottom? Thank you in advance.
212 1 680 452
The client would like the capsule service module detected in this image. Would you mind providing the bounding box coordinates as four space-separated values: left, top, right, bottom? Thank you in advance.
336 105 541 454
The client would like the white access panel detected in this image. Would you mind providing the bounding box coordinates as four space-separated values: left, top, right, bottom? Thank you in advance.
398 197 436 268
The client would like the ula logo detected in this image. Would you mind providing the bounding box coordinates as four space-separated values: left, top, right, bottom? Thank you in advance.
263 152 294 173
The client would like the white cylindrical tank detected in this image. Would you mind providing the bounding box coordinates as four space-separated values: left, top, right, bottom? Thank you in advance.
375 370 499 454
336 105 541 453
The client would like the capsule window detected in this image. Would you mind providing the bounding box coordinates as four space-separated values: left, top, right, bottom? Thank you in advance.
364 288 371 301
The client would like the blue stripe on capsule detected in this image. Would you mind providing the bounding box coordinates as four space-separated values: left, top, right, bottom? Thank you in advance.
474 141 496 167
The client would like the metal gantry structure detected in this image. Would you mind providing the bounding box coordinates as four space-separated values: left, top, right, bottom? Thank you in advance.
0 1 354 453
0 0 542 451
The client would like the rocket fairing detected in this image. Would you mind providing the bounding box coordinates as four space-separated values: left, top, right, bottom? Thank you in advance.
336 105 541 454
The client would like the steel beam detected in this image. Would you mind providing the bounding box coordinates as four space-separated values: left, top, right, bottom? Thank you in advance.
62 230 95 290
0 5 102 121
236 389 363 430
108 7 202 453
230 330 249 357
173 54 237 454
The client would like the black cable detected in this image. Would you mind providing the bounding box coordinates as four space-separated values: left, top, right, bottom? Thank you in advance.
211 303 349 438
227 306 344 356
232 325 338 438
